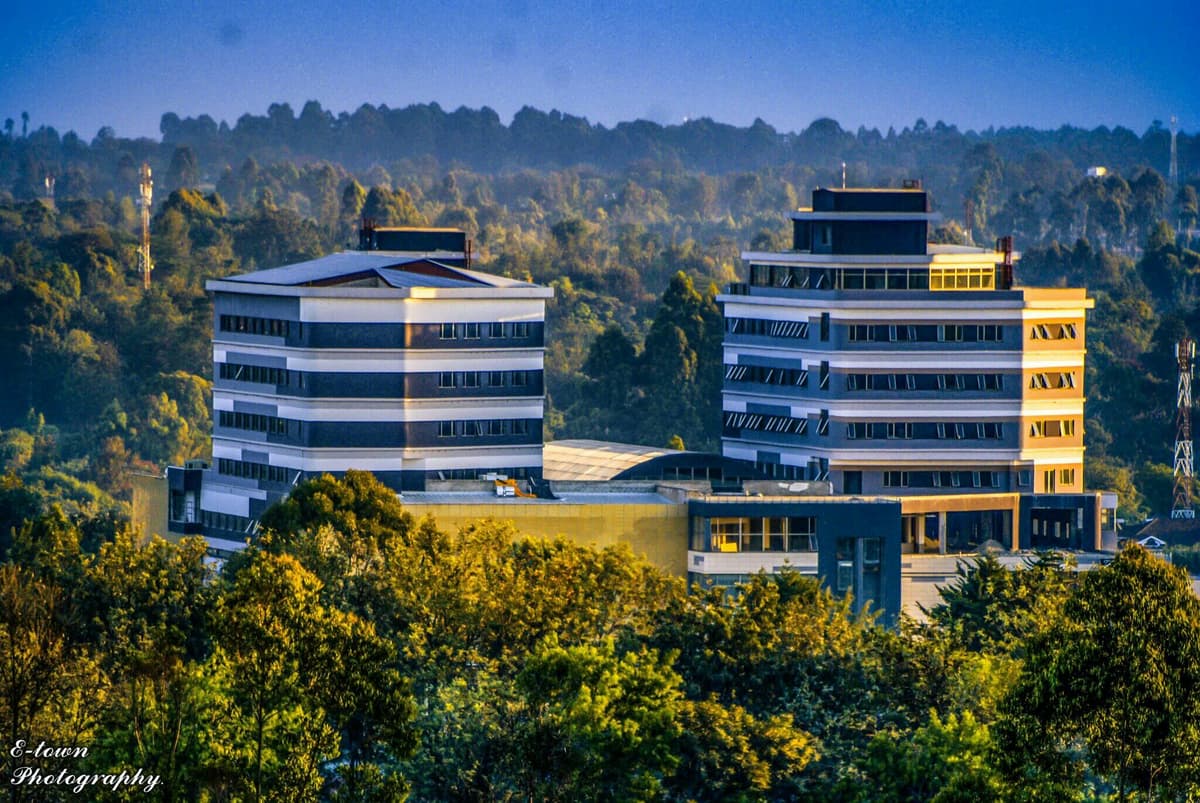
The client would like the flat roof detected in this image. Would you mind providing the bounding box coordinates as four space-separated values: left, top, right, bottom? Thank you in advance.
400 490 678 506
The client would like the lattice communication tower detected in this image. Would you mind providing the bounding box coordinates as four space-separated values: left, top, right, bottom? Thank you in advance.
1172 337 1196 518
138 163 153 289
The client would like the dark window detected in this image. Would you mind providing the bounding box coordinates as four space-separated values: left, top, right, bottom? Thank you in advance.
462 371 479 388
219 410 288 435
820 313 830 341
438 372 455 388
463 322 480 339
513 322 530 338
219 315 290 338
488 322 504 337
440 323 456 339
844 471 862 494
487 371 506 387
438 421 454 437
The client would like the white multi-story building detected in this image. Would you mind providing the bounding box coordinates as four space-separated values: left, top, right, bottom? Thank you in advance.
179 228 552 552
719 186 1096 553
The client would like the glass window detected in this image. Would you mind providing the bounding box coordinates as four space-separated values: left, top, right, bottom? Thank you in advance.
746 517 763 552
489 322 504 337
438 372 455 388
787 517 816 551
463 322 480 339
767 518 786 551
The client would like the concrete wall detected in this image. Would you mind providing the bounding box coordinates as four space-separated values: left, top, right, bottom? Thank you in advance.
399 499 689 576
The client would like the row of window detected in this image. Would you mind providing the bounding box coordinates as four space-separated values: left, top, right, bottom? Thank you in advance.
201 510 254 533
218 316 536 342
845 373 1004 392
217 458 293 483
1043 468 1077 491
1029 372 1077 389
434 467 535 480
723 411 809 435
219 362 290 385
878 470 1006 489
847 324 1003 343
1030 323 1078 340
219 410 289 435
438 370 533 389
437 419 532 438
725 317 810 338
928 265 996 291
439 322 532 340
1029 419 1077 438
219 314 291 337
725 364 808 387
696 516 818 553
749 264 943 292
846 421 1005 440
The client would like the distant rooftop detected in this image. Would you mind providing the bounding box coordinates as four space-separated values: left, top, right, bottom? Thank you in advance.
543 439 768 483
543 439 677 481
209 251 546 293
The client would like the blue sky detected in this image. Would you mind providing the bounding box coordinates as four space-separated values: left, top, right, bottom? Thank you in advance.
1 0 1196 140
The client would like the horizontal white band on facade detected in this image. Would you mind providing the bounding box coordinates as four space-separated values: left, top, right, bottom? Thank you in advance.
214 391 543 421
297 296 547 324
722 300 1030 321
212 438 543 471
199 487 261 517
724 346 1084 371
686 551 819 576
1019 448 1091 463
214 344 544 372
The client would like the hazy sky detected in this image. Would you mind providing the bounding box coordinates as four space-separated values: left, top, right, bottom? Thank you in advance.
1 0 1197 141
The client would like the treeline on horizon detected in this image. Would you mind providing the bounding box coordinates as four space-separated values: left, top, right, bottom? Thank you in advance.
0 99 1199 533
2 100 1198 208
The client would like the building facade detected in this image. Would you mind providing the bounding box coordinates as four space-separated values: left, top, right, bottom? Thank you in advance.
719 186 1096 553
186 229 552 551
720 187 1092 497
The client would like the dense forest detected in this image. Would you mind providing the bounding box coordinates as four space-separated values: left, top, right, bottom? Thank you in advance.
6 470 1200 801
0 101 1199 531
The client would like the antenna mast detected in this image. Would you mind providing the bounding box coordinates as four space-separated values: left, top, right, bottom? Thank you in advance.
138 163 153 289
1169 116 1179 188
1172 336 1196 519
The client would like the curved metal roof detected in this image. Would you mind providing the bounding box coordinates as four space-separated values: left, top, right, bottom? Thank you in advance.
542 439 677 481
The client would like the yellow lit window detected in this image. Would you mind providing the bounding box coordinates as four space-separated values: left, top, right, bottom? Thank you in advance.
929 266 996 291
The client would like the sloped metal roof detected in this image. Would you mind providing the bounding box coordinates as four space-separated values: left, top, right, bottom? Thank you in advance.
221 252 524 288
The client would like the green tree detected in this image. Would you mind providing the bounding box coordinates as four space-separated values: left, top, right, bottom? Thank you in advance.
513 637 683 802
669 698 815 802
851 711 1003 803
995 546 1200 800
211 552 339 802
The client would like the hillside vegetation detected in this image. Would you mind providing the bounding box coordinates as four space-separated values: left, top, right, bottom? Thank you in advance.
0 103 1198 526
